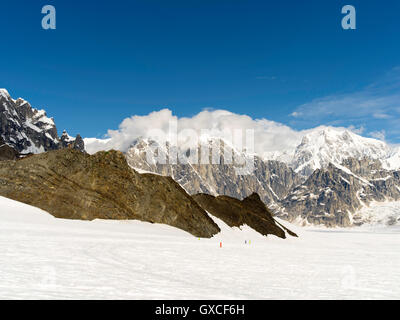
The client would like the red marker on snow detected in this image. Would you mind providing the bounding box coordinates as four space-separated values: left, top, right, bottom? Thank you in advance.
220 242 222 248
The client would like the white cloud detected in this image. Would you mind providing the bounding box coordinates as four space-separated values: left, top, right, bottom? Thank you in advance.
291 93 400 121
290 111 301 117
369 130 386 141
85 108 305 157
347 125 365 135
373 113 391 119
289 67 400 141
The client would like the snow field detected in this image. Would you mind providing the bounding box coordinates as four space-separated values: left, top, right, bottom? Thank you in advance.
0 196 399 299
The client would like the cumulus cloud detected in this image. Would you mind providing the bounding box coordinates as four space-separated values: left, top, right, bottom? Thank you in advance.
84 109 305 157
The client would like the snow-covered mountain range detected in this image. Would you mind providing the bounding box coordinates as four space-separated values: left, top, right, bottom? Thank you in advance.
86 125 400 175
0 89 84 153
117 127 400 227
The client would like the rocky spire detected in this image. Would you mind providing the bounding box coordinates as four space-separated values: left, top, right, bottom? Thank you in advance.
72 134 85 152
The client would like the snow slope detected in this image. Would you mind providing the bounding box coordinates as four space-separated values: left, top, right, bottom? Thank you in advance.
383 146 400 170
1 196 399 299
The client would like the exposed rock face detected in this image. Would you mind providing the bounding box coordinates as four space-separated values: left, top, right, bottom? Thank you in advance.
73 134 85 152
193 193 297 238
280 159 400 227
0 89 84 153
125 138 302 210
0 148 220 238
126 137 400 227
0 136 20 161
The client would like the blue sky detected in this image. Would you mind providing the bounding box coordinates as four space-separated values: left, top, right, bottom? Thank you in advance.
1 0 400 142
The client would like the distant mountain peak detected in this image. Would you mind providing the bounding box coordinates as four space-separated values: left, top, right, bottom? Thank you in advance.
290 126 392 176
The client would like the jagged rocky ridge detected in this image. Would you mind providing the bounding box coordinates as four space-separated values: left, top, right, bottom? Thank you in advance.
0 136 20 161
0 89 84 153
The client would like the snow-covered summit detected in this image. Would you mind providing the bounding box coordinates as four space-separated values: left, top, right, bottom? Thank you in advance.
60 130 74 142
290 126 391 176
0 88 12 100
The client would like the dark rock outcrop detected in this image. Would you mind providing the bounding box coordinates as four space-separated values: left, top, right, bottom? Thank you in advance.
60 130 85 152
193 192 297 238
72 134 85 152
0 136 20 161
0 148 220 238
